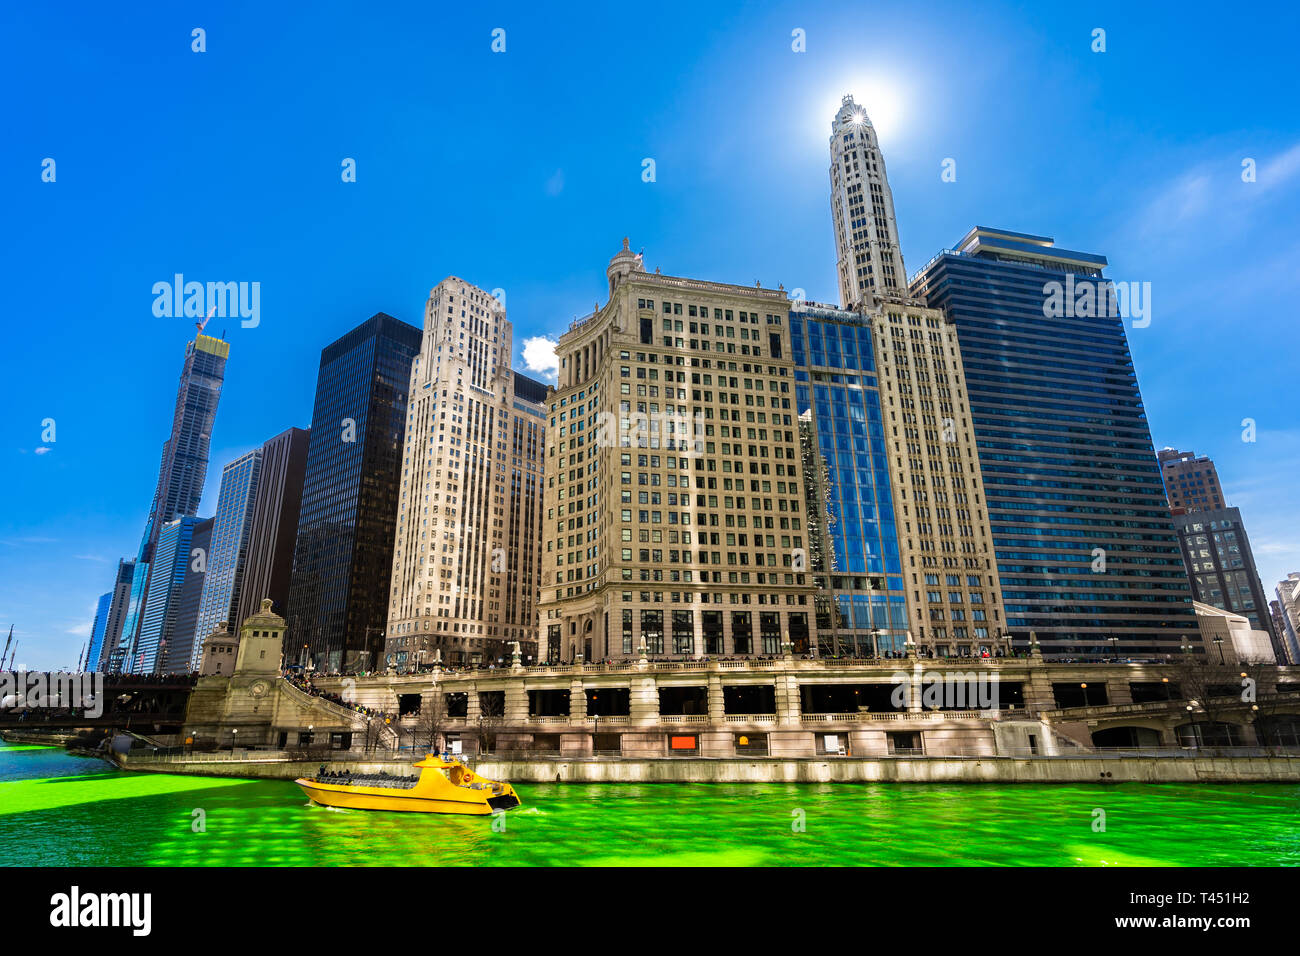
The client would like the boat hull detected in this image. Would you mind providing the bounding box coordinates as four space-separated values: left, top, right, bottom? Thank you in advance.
295 779 519 815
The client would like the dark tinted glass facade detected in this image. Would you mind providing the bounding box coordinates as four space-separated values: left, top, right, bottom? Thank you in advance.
287 313 421 672
910 229 1196 657
790 305 908 655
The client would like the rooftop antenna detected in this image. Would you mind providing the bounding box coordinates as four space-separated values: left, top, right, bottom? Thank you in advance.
1 625 11 671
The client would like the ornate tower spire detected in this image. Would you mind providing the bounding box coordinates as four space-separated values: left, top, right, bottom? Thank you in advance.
829 93 908 310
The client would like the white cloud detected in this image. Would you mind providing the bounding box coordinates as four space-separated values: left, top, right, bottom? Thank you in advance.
33 446 52 455
521 336 559 379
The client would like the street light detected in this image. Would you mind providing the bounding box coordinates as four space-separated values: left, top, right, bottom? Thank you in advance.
1212 634 1226 666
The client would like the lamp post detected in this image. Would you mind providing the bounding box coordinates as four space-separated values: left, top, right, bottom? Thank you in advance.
1212 634 1226 666
1107 635 1119 663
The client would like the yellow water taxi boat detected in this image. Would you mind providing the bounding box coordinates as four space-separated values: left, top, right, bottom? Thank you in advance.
295 754 521 815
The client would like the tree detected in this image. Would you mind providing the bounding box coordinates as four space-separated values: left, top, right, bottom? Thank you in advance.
477 690 505 755
412 691 444 754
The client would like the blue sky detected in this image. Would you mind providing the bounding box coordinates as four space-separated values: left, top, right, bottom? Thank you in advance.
2 1 1298 669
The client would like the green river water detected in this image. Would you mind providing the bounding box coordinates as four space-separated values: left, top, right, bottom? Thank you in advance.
2 741 1298 866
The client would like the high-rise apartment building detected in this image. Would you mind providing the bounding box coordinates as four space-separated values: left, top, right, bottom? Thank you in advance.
287 313 422 672
162 516 212 673
234 426 310 628
909 227 1197 657
539 241 817 663
386 278 545 669
1171 507 1276 639
109 334 229 671
134 515 202 672
830 95 908 309
193 450 263 667
825 101 1007 657
1157 448 1226 514
93 558 135 671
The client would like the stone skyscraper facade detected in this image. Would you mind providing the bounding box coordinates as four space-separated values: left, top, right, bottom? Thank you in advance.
830 94 909 310
539 242 817 663
385 278 545 669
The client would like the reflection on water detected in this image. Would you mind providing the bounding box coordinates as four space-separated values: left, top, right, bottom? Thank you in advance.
2 742 1298 866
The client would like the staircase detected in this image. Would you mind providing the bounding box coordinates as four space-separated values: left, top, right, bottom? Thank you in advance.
279 679 400 748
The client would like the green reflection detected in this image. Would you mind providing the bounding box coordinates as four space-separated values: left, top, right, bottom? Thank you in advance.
2 743 1298 866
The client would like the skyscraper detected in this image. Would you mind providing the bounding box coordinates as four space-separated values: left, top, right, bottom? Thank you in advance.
790 302 909 657
386 278 545 669
163 516 212 673
909 227 1197 657
109 333 229 671
193 449 263 664
134 515 202 672
1154 448 1280 657
1157 447 1226 514
539 241 817 663
234 426 310 628
1172 507 1276 642
86 591 113 674
830 94 908 309
93 558 135 671
825 100 1007 658
287 313 422 672
1273 574 1300 665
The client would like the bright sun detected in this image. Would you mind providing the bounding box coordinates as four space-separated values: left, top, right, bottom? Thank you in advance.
824 78 906 141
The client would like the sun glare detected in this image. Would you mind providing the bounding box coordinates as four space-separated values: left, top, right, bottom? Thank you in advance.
823 78 906 141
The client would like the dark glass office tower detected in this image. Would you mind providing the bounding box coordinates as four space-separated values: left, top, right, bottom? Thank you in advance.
287 313 421 672
789 303 908 656
110 334 229 671
910 227 1196 657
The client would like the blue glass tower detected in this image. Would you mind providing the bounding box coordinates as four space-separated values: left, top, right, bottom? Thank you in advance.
110 334 229 671
909 228 1197 657
193 449 263 665
86 591 113 673
134 516 201 672
790 303 908 655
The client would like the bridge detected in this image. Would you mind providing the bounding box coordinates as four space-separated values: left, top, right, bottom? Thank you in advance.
0 674 195 733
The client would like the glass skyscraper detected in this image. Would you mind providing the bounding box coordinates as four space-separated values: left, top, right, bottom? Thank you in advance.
910 227 1196 657
162 516 212 673
790 303 908 655
110 334 229 671
134 515 201 673
193 450 263 667
287 313 422 672
86 591 113 673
